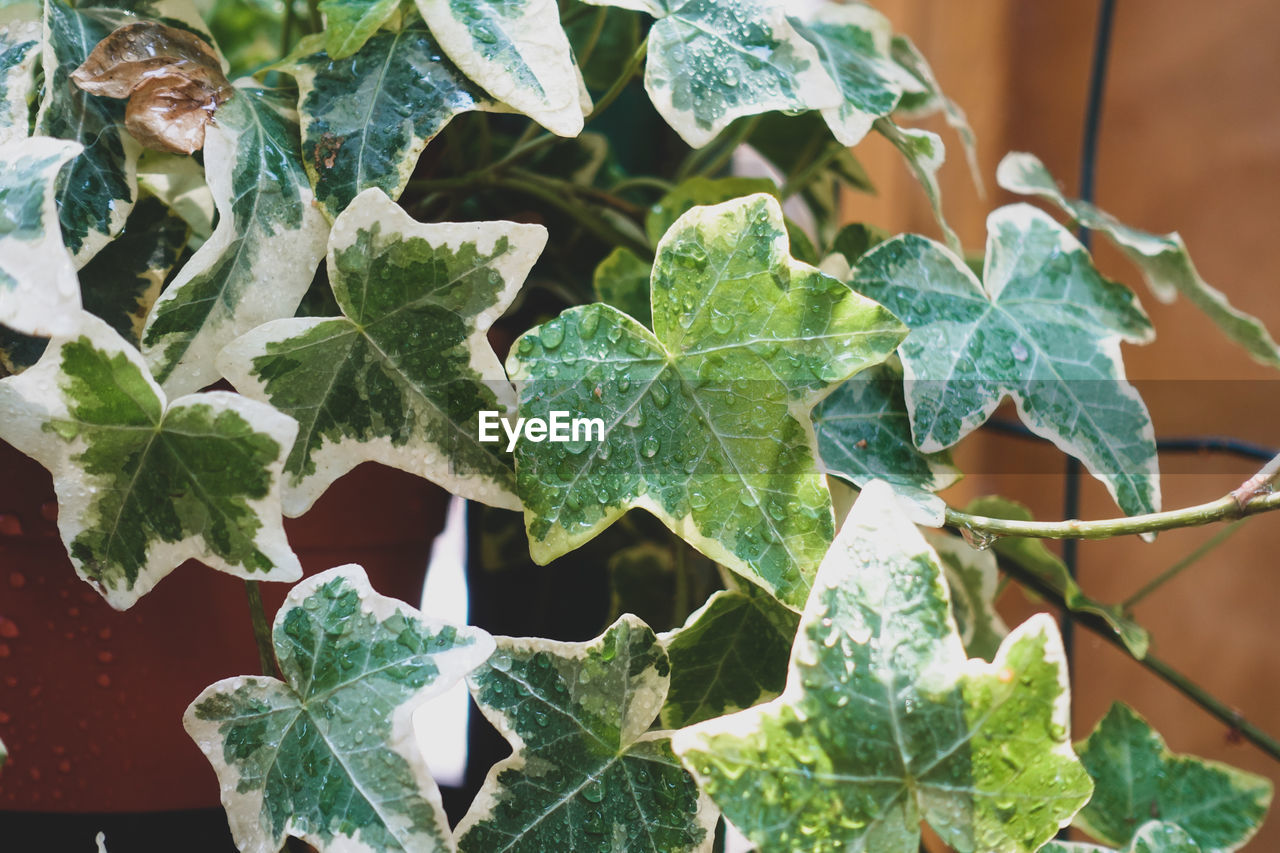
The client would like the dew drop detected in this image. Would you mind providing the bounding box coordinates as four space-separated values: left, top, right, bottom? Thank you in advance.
579 311 601 340
582 778 605 803
959 527 999 551
1011 341 1029 363
641 436 660 459
711 314 734 335
540 321 565 349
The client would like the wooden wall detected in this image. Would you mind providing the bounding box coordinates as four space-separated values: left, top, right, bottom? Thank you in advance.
844 1 1280 848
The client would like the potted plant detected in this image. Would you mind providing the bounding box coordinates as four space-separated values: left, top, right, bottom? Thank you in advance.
0 0 1276 850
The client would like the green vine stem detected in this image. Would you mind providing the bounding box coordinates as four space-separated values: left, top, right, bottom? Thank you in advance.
993 552 1280 762
244 580 275 678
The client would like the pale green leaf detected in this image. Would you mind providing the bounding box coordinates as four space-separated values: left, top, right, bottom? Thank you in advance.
414 0 584 136
965 495 1150 659
891 34 982 193
672 481 1093 853
141 82 331 397
643 176 776 246
136 148 216 240
186 565 495 853
218 187 532 516
852 203 1161 517
1042 820 1203 853
874 117 959 252
923 528 1008 661
1075 703 1272 853
593 246 652 328
0 3 41 144
0 136 82 336
659 585 798 728
813 358 961 527
0 313 301 609
317 0 399 58
635 0 841 148
789 2 904 146
507 194 905 608
291 12 496 219
455 615 717 853
997 151 1280 368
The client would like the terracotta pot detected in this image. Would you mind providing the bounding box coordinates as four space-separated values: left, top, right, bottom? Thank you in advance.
0 439 448 813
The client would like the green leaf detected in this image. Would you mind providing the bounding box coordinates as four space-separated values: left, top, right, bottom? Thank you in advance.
80 195 189 347
291 13 496 219
0 136 83 336
1074 703 1272 852
141 82 331 396
813 358 961 527
454 615 717 853
997 151 1280 368
35 0 140 267
965 495 1150 659
659 585 798 728
891 34 981 192
643 176 777 246
874 117 959 252
185 565 495 853
593 247 652 328
317 0 399 58
1042 820 1203 853
628 0 841 148
136 148 216 240
923 528 1008 661
218 187 532 516
0 313 301 609
0 3 41 144
414 0 584 136
672 481 1093 853
789 2 904 146
507 194 905 608
852 203 1161 518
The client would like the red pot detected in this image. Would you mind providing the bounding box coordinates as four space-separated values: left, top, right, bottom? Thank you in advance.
0 440 447 812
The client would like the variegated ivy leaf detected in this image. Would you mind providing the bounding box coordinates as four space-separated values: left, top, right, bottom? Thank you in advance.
998 151 1280 368
507 194 905 608
291 13 496 219
136 148 216 240
593 247 652 327
455 615 717 853
316 0 399 59
583 0 841 148
218 187 533 516
874 117 959 252
1043 821 1203 853
0 3 41 144
789 2 905 147
414 0 583 137
36 0 140 266
965 495 1150 658
659 584 798 729
813 358 961 527
142 82 330 396
923 528 1008 662
185 565 495 853
891 34 981 192
0 313 301 609
1074 703 1272 853
0 136 82 337
853 203 1161 517
672 481 1093 853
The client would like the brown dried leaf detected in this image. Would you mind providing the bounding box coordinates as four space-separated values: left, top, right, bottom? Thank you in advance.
71 21 232 154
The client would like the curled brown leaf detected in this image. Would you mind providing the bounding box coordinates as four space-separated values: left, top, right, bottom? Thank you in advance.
71 22 232 155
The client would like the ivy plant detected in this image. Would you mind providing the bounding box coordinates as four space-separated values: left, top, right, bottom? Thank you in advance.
1 0 1277 851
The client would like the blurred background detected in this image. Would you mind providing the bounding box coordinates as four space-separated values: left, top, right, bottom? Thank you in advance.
846 0 1280 848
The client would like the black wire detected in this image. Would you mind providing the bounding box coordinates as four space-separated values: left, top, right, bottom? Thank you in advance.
984 418 1278 462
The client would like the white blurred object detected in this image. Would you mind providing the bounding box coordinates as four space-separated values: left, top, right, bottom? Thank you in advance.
724 819 755 852
413 496 471 788
733 145 818 240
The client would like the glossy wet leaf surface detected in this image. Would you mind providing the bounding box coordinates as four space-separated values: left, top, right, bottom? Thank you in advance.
291 13 495 218
317 0 400 58
141 82 330 396
508 194 905 608
455 615 716 853
1043 820 1203 853
186 565 494 853
923 529 1008 662
998 152 1280 368
852 203 1160 518
218 187 534 515
0 3 41 144
592 247 652 328
1074 703 1272 852
0 313 300 609
672 481 1092 853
